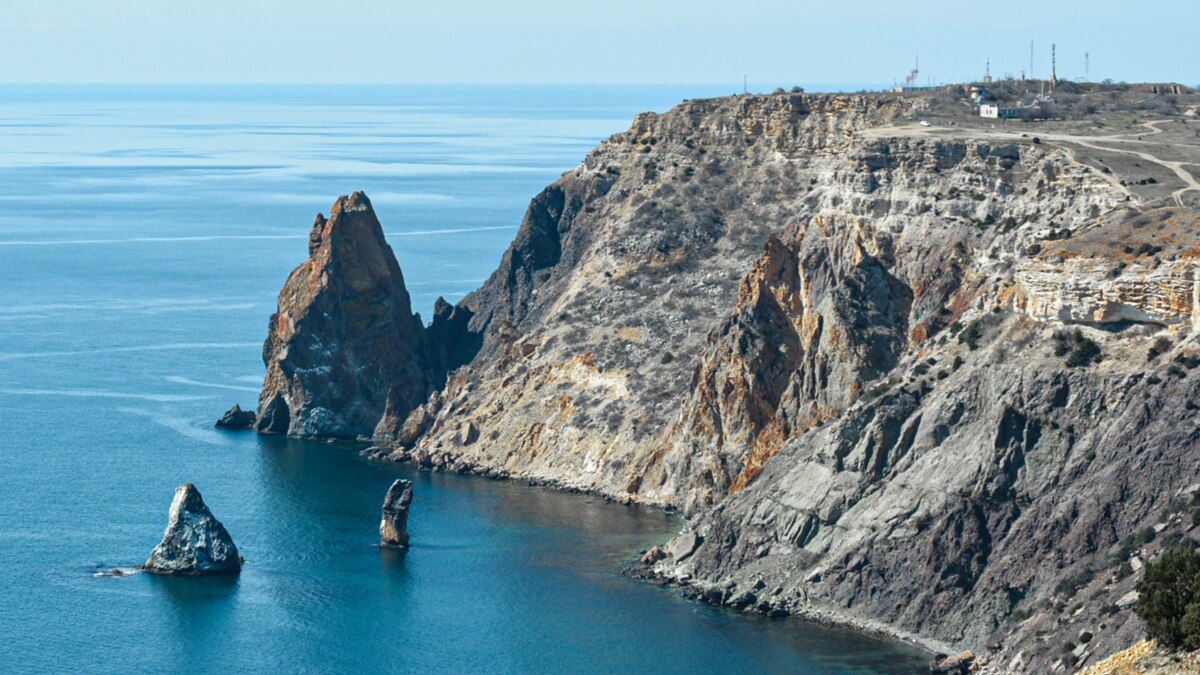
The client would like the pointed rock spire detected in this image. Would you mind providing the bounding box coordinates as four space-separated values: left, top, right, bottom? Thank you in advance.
143 483 241 576
256 192 440 439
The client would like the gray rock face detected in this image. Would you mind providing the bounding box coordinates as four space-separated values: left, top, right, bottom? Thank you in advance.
143 483 241 576
215 403 256 430
380 479 413 548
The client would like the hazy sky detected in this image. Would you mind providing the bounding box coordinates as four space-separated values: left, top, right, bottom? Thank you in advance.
3 1 1196 85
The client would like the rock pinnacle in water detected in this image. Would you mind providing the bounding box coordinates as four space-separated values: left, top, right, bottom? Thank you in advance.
143 483 242 575
380 479 414 548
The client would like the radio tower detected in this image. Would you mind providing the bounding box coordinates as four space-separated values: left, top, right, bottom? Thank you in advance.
1030 41 1035 80
1085 52 1090 82
904 54 920 89
1050 43 1058 87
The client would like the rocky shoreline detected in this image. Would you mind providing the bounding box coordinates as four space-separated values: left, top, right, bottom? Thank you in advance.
252 87 1200 672
626 559 954 658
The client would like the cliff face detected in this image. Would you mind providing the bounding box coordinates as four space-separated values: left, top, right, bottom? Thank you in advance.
389 95 1121 516
257 192 445 439
259 91 1200 672
635 219 914 513
387 95 924 491
641 196 1200 671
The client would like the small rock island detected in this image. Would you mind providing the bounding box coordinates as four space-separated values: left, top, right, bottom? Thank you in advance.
379 479 413 548
215 403 256 430
143 483 242 575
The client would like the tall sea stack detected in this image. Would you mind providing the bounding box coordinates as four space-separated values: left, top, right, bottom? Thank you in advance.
256 192 441 439
379 479 414 548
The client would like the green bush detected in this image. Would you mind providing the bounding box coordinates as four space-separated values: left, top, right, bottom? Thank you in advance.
1136 547 1200 649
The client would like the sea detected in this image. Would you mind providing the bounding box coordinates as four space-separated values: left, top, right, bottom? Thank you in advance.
0 84 928 673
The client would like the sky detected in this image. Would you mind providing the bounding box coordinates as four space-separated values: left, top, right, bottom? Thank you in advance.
2 0 1196 86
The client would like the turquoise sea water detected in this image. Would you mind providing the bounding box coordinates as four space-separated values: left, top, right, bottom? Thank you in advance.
0 85 928 673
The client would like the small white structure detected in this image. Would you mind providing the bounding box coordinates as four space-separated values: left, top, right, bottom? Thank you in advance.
979 104 1026 120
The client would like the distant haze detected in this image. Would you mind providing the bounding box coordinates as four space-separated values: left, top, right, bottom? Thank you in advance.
3 0 1196 86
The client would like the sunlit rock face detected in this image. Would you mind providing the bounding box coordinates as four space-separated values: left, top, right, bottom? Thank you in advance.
143 483 241 576
256 192 441 439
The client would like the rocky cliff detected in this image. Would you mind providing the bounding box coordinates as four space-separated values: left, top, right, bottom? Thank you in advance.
260 90 1200 672
256 192 452 439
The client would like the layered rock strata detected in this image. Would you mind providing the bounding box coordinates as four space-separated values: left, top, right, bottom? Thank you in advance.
259 92 1200 672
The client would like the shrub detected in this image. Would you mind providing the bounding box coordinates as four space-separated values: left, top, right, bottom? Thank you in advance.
1148 336 1173 361
1116 561 1134 581
1136 547 1200 650
959 321 983 350
1056 567 1096 599
1175 353 1200 369
1053 329 1103 367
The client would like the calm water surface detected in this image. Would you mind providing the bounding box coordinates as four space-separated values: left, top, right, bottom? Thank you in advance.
0 85 928 673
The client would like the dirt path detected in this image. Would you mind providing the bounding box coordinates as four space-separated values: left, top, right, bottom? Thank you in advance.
861 121 1200 207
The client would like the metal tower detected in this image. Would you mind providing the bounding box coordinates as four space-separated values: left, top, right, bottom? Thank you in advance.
1051 43 1058 87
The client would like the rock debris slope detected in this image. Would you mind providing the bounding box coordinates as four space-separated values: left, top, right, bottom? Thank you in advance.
259 90 1200 672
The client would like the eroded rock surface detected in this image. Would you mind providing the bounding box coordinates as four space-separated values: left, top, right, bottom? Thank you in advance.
143 483 241 576
379 479 413 548
256 192 448 439
258 90 1200 672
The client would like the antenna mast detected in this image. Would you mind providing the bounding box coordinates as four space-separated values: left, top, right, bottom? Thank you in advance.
1030 40 1035 80
1085 52 1090 82
904 54 920 89
1050 43 1058 87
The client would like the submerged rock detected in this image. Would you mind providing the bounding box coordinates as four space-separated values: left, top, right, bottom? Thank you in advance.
143 483 241 576
380 479 414 548
215 403 256 430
